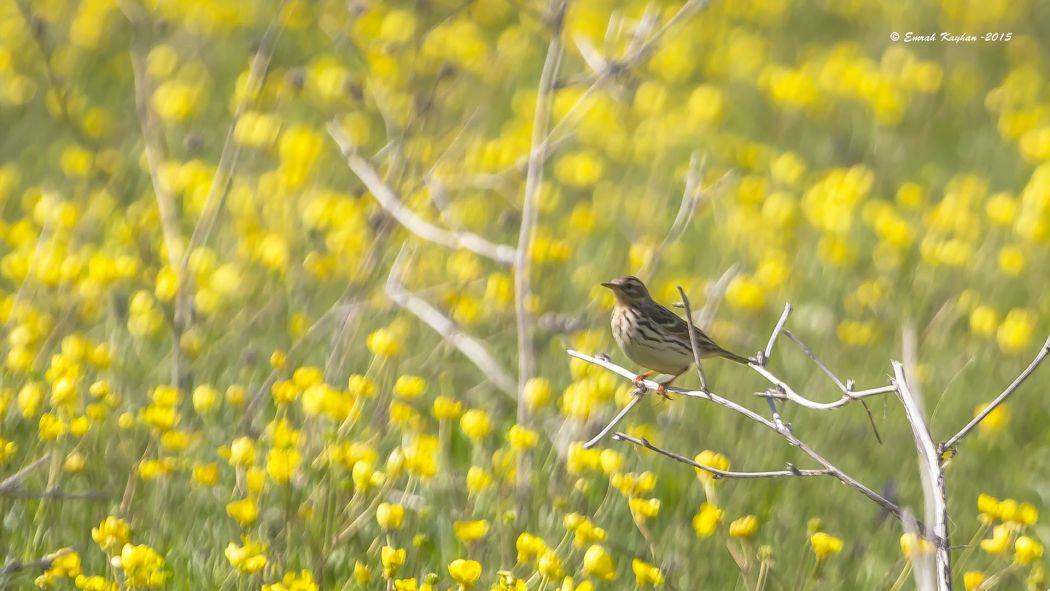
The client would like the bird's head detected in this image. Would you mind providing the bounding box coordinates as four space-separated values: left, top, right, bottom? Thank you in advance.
601 275 651 305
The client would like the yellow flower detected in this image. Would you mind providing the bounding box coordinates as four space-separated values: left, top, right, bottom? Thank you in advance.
192 463 220 487
453 520 490 544
599 449 624 475
980 524 1011 555
631 558 664 587
516 532 547 563
266 447 301 484
523 377 552 410
692 502 724 538
394 375 427 399
44 548 81 577
1015 536 1044 564
977 494 1000 521
377 502 406 531
997 498 1018 522
433 396 464 420
508 425 538 451
460 409 491 442
694 450 730 483
998 245 1026 275
974 403 1009 434
354 561 372 584
963 571 986 590
628 498 661 521
729 515 759 539
726 275 766 311
224 536 267 574
381 546 406 579
367 327 401 357
115 543 169 587
448 559 482 589
557 577 593 591
969 306 999 338
0 437 16 466
63 452 85 473
262 570 318 591
228 436 257 467
810 532 844 560
92 517 131 554
39 412 67 441
1016 502 1039 526
466 466 493 494
997 308 1036 354
537 550 563 579
393 579 418 591
900 533 933 557
226 497 259 526
582 545 616 581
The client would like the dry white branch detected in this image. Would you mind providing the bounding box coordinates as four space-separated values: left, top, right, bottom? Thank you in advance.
387 250 516 398
612 432 832 478
182 5 286 263
328 123 516 265
761 303 793 363
0 454 50 494
676 286 710 392
941 331 1050 453
571 348 911 527
694 264 738 330
517 0 567 432
893 361 950 591
582 388 644 449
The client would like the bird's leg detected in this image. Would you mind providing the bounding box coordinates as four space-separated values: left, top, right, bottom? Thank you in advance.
656 370 686 400
632 370 656 390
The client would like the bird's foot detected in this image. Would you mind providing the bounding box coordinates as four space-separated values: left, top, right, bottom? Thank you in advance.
632 370 655 391
656 383 673 401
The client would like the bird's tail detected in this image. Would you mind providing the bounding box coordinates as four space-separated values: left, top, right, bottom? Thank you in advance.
721 349 754 365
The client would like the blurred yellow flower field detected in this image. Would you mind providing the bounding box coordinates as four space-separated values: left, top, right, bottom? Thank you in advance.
1 0 1050 588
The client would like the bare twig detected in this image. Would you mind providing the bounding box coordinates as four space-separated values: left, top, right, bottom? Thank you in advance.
582 388 644 449
387 249 516 397
676 286 709 392
695 264 738 330
782 330 849 393
568 350 915 535
940 332 1050 453
0 548 74 577
1 488 109 500
515 0 567 509
750 364 895 410
612 432 831 478
0 454 50 494
182 2 287 262
637 153 730 282
328 123 516 264
761 303 793 364
568 350 775 429
893 362 950 591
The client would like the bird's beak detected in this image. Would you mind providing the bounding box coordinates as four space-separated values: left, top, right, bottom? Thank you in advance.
600 281 616 289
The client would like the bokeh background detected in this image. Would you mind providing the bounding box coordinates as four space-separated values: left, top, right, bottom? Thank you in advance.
1 0 1050 588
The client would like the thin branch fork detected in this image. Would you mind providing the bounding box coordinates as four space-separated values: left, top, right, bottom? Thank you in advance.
613 432 831 479
567 350 924 539
940 332 1050 454
327 123 516 265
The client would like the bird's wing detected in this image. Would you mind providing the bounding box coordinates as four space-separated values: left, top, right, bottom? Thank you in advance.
651 303 726 351
650 303 701 340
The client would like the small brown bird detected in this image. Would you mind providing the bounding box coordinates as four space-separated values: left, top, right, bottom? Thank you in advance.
602 275 751 395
